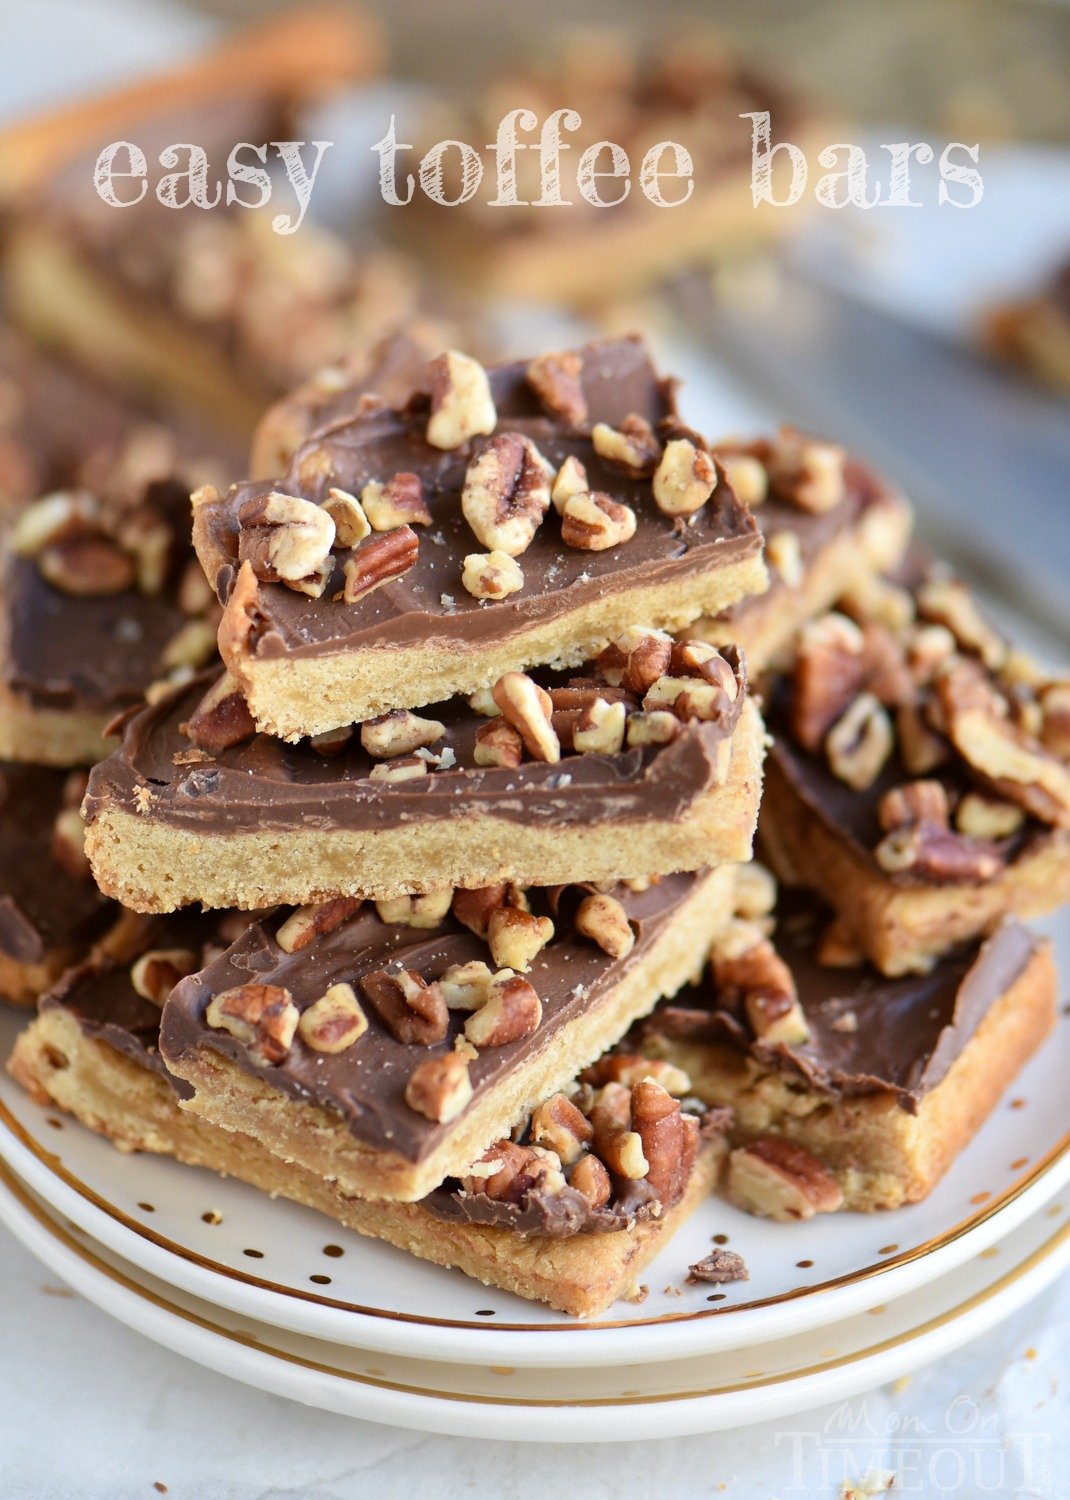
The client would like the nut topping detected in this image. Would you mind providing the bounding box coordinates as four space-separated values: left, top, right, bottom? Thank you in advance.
205 983 299 1065
716 452 767 507
626 710 681 746
405 1052 472 1122
39 537 136 597
630 1079 691 1200
11 491 98 556
51 808 90 880
463 971 542 1047
526 351 587 426
360 708 445 759
129 947 198 1005
368 756 427 783
766 427 846 513
591 415 661 476
573 697 626 755
473 717 524 768
874 822 1002 882
791 613 866 751
917 577 1006 671
322 488 370 546
342 526 419 603
826 693 893 790
461 549 524 600
596 627 673 695
765 530 804 588
575 892 634 959
551 455 589 514
276 897 363 954
361 472 432 531
236 491 335 585
492 672 560 762
726 1137 844 1221
569 1153 612 1208
487 906 554 972
877 780 950 833
297 983 368 1052
439 960 494 1010
359 968 448 1045
426 351 497 451
583 1054 691 1095
560 491 637 550
955 792 1025 840
461 433 553 556
529 1093 593 1165
713 934 809 1047
651 438 717 516
374 889 454 928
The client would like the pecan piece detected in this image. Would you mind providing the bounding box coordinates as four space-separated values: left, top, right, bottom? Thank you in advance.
874 822 1003 883
877 780 950 832
461 549 523 600
463 972 542 1047
405 1052 472 1122
583 1054 691 1095
205 983 299 1065
473 717 524 768
632 1080 697 1203
526 351 587 426
368 756 427 783
573 697 626 755
322 487 370 546
716 452 767 507
569 1153 612 1207
463 1141 545 1199
298 983 368 1052
375 889 454 928
275 897 363 954
896 700 950 775
439 960 494 1010
486 907 554 972
955 792 1025 840
733 862 777 920
359 968 448 1045
529 1093 593 1165
39 536 136 597
596 1128 649 1180
726 1137 844 1221
826 693 893 790
591 415 661 476
492 672 559 762
713 936 809 1046
596 628 673 696
560 491 636 550
130 947 198 1005
51 808 90 879
461 433 553 557
11 490 98 556
236 491 335 585
766 427 846 513
1039 683 1070 758
342 526 419 603
626 710 681 746
765 530 804 587
184 672 255 753
451 883 514 938
917 576 1006 671
651 438 717 517
550 454 589 514
360 708 445 759
575 892 634 959
426 351 497 451
361 472 431 531
791 613 866 751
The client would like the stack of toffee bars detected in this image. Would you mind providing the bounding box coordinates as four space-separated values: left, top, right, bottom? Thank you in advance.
5 334 1065 1316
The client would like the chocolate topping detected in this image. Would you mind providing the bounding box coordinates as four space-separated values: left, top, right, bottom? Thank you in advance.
195 336 761 663
0 764 111 962
160 875 703 1166
423 1174 660 1237
644 902 1041 1112
83 651 745 837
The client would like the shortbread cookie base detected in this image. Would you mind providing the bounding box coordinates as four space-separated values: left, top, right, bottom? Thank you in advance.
656 942 1056 1212
219 551 769 741
163 865 736 1202
0 681 109 767
760 757 1070 976
86 699 764 912
10 1007 723 1316
689 493 912 673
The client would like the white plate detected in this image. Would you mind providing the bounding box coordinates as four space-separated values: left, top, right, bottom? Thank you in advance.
1 963 1067 1369
1 1156 1067 1442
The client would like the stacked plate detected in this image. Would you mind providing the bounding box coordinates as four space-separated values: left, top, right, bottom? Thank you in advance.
0 942 1067 1442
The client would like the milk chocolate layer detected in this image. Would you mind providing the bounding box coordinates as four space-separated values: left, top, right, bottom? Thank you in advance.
83 653 745 837
643 901 1040 1112
2 481 204 716
195 336 762 663
0 764 111 962
161 876 702 1167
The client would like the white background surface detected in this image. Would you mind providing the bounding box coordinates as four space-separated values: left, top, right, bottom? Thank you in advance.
1 1 1068 1493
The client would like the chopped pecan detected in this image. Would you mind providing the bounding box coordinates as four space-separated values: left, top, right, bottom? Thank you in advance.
526 351 587 426
766 530 804 587
129 947 198 1005
766 427 846 513
51 808 89 880
591 415 660 476
596 628 673 696
426 351 497 451
645 672 734 724
11 490 98 556
733 863 777 920
877 780 950 832
726 1137 844 1221
467 685 501 716
487 907 554 972
461 548 524 600
463 1141 545 1199
236 491 335 585
917 576 1006 671
551 454 589 513
955 792 1026 840
583 1054 691 1095
716 452 767 507
359 968 448 1045
573 697 626 755
461 433 553 556
360 708 445 759
838 574 915 632
569 1152 612 1207
631 1080 692 1201
596 1128 649 1180
276 897 363 954
322 487 370 546
560 490 636 550
826 693 893 791
896 700 950 775
309 725 352 757
472 716 524 769
159 618 216 674
342 526 419 603
714 936 809 1046
905 623 958 686
529 1093 593 1165
463 972 542 1047
297 983 368 1052
405 1052 472 1122
861 622 914 707
492 672 560 762
205 983 299 1065
575 892 635 959
651 438 717 517
626 710 681 746
368 756 427 783
39 536 136 597
791 613 866 751
375 890 454 928
874 822 1002 882
439 960 494 1010
361 472 431 531
451 883 515 938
